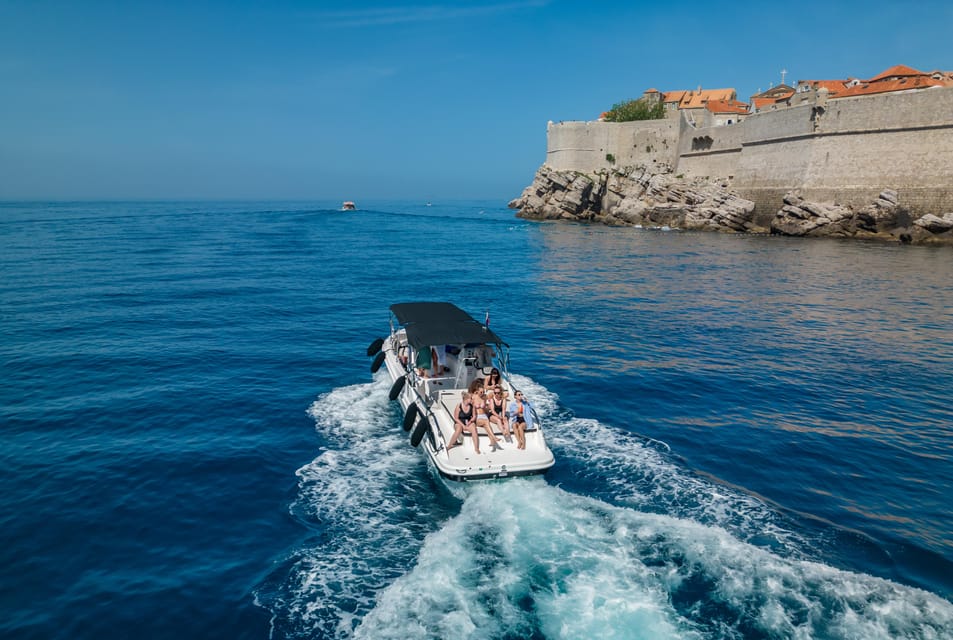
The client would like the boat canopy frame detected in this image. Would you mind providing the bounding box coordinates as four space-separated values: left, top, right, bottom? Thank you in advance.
389 302 507 351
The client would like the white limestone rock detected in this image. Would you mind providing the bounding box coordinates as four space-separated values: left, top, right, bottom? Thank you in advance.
879 189 899 205
511 165 757 234
913 214 953 233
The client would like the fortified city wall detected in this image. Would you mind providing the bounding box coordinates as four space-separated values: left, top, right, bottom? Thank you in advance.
543 86 953 221
545 118 679 172
675 114 744 181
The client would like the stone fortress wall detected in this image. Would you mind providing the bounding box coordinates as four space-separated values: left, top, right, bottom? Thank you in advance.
675 113 744 183
545 118 679 172
544 86 953 220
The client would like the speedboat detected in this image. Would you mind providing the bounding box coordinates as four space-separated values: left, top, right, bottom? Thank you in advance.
367 302 555 481
342 201 356 211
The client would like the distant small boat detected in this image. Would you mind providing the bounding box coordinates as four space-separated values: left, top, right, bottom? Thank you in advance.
342 201 356 211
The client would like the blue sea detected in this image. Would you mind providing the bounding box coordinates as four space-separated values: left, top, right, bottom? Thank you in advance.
1 200 952 639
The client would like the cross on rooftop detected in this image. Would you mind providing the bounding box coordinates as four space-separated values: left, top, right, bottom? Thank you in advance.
781 68 788 85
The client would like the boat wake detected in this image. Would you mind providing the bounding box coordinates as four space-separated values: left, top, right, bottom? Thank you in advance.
256 375 953 639
256 377 454 638
510 374 815 558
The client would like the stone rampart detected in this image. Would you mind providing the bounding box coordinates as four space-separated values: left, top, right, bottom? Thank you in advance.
675 114 744 180
742 102 816 143
733 105 817 221
546 120 678 172
529 86 953 243
817 87 953 133
735 87 953 216
543 88 953 217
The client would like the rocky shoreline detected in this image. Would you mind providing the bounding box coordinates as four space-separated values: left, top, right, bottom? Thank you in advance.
509 165 953 245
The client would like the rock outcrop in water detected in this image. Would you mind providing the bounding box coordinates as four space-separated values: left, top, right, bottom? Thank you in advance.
509 165 759 233
772 189 953 244
509 166 953 245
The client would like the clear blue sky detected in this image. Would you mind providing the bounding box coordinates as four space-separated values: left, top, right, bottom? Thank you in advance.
2 0 951 201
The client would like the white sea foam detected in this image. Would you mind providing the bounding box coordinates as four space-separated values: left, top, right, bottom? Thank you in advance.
274 374 953 639
355 482 953 639
514 374 813 556
272 374 449 638
547 416 814 557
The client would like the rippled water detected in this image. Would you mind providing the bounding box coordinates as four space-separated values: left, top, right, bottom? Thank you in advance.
1 201 951 639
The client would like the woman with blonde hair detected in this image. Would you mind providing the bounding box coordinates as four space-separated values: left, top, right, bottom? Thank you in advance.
471 388 502 453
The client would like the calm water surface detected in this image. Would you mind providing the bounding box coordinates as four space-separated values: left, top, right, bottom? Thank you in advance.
1 201 951 639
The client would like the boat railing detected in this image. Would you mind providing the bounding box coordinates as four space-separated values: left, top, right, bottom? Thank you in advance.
528 405 543 434
426 404 448 453
437 395 459 459
406 370 449 452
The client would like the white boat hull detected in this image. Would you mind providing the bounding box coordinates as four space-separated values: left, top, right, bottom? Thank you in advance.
379 331 555 481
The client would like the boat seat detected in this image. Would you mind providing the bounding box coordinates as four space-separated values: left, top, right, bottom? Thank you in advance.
479 425 537 438
454 357 479 388
423 376 454 399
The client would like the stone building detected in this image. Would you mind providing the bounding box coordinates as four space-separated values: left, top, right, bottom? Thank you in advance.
642 87 740 123
703 99 750 126
800 64 953 99
749 84 795 113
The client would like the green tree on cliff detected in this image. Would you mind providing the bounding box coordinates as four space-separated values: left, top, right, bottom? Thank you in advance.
603 98 665 122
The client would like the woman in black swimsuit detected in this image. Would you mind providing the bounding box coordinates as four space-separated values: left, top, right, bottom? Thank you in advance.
486 385 512 443
447 392 479 453
483 368 502 392
508 390 529 450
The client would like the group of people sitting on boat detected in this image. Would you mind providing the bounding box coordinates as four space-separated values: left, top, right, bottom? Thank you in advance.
447 368 533 454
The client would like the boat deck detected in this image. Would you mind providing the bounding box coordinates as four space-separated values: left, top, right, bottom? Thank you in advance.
378 316 554 480
428 389 548 475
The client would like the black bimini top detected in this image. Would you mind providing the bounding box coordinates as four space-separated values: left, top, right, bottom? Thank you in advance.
390 302 506 349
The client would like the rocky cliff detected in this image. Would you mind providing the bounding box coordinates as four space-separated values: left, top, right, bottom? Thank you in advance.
509 165 953 246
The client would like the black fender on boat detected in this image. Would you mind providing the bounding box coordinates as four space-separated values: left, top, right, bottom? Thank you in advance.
402 403 419 432
366 337 384 357
370 351 386 373
410 415 430 447
388 376 406 400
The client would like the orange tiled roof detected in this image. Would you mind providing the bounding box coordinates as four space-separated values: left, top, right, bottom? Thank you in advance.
751 84 795 99
800 65 950 98
868 64 926 82
798 80 849 95
678 88 736 109
706 99 749 114
833 75 952 99
662 90 687 104
751 88 794 110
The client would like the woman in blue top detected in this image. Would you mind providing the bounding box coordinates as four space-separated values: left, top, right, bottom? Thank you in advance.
506 390 533 450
